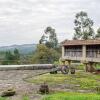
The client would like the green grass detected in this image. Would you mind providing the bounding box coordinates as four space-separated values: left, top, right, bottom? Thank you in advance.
75 64 84 70
0 97 7 100
22 96 30 100
96 64 100 69
42 92 100 100
27 71 100 90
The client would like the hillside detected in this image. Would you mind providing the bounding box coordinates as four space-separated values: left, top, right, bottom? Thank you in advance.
0 44 37 55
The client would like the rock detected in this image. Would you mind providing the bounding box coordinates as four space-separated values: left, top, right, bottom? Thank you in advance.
61 66 69 74
75 85 80 87
70 67 75 74
1 89 16 97
39 83 49 94
50 68 58 74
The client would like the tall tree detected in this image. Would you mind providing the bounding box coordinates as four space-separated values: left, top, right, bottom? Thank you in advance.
45 27 58 48
39 26 58 49
39 34 47 44
36 27 61 64
73 11 95 40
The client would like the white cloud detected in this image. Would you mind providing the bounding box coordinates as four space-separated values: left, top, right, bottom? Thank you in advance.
0 0 99 46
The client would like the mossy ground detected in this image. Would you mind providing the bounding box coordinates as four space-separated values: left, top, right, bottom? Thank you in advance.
42 92 100 100
27 70 100 90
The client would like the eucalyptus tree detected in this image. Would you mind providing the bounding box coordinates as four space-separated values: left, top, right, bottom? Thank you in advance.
39 26 58 49
73 11 95 40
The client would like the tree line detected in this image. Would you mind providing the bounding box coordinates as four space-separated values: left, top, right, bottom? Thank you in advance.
1 48 20 65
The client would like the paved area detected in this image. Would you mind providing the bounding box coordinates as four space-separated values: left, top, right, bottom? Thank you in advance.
0 70 48 100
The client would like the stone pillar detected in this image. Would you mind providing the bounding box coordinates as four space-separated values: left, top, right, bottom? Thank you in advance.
67 60 71 69
84 62 96 72
84 63 89 72
82 45 87 72
82 45 86 61
88 62 95 72
62 61 65 65
62 46 65 58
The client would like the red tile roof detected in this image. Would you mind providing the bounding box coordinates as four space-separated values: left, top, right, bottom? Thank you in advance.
61 39 100 46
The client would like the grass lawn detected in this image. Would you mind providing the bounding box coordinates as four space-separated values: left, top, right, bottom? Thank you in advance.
0 97 7 100
22 96 30 100
42 92 100 100
27 71 100 90
96 64 100 69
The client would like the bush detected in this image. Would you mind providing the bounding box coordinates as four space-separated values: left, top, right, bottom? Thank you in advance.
70 67 75 74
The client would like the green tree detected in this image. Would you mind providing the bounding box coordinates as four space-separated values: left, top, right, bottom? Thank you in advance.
95 28 100 38
32 44 60 64
39 34 47 44
35 27 61 64
45 27 58 48
14 48 20 64
73 11 95 40
39 26 58 49
2 51 14 65
2 49 20 65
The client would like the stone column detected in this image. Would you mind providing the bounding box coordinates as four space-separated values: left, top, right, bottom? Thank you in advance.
82 45 86 62
88 62 95 72
82 45 87 72
84 62 96 72
67 60 71 70
62 46 65 58
85 63 89 72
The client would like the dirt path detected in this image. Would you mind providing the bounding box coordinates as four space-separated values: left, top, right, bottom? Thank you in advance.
0 70 48 100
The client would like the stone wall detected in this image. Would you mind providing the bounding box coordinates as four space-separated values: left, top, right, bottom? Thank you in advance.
0 64 54 71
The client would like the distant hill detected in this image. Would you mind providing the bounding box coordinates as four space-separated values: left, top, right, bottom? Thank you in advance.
0 44 37 55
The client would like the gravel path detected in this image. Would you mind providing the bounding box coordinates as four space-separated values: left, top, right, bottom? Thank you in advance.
0 70 48 100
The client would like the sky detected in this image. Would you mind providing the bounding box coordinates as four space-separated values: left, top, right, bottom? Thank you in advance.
0 0 100 46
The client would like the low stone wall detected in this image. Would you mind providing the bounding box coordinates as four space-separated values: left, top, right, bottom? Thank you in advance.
0 64 54 71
